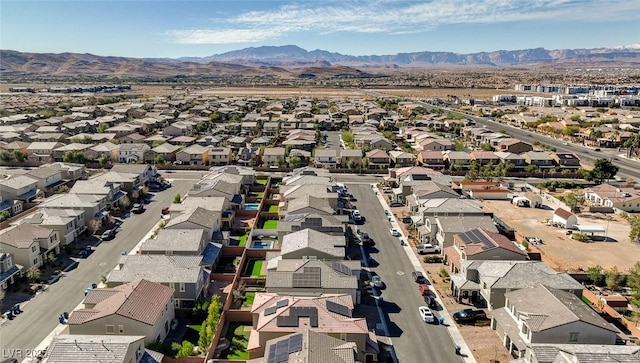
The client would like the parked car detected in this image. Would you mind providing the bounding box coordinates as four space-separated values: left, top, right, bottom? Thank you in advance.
452 309 487 323
161 206 170 215
416 244 441 254
370 275 384 288
418 284 431 296
401 216 413 224
361 233 373 246
382 187 392 193
418 306 435 323
389 202 404 207
100 229 116 241
131 203 144 214
390 228 400 237
411 271 427 283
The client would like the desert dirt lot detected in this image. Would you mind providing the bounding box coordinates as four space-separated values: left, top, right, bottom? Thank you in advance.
480 199 639 271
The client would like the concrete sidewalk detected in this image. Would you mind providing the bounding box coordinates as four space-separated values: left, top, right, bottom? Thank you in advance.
371 183 478 363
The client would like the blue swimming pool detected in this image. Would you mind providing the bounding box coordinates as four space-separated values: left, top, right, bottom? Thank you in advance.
251 241 272 249
243 203 260 210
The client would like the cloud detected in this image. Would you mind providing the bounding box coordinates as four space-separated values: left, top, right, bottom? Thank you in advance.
165 0 639 44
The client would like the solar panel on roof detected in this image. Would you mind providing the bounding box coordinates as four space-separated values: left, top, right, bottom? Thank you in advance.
275 349 289 363
291 266 321 288
332 261 351 275
276 299 289 308
267 346 276 363
264 306 277 316
276 315 299 327
326 300 352 317
289 334 303 353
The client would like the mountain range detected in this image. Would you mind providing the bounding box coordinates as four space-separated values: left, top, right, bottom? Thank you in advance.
2 45 640 78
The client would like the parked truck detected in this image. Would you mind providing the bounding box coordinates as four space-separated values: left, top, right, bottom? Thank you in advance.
416 244 441 254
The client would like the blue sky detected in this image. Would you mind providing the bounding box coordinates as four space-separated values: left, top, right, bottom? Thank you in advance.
1 0 639 58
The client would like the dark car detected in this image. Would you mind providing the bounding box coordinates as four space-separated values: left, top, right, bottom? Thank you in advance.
452 309 487 323
100 229 116 241
402 216 413 224
389 202 404 207
411 271 427 283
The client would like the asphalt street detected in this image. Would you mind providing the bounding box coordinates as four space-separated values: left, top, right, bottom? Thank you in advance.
348 184 463 363
0 180 193 360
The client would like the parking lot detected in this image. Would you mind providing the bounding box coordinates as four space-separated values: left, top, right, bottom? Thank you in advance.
481 199 638 271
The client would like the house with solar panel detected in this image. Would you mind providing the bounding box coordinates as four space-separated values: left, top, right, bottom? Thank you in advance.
247 293 379 362
265 259 361 304
276 213 349 244
41 334 164 363
247 329 360 363
67 279 175 345
268 228 346 260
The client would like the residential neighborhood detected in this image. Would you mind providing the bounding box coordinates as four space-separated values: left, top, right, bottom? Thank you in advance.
0 85 639 363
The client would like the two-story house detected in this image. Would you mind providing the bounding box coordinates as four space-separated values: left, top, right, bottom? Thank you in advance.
145 143 181 163
26 166 64 196
26 142 62 162
389 150 416 167
550 152 581 170
339 149 363 168
0 252 22 291
209 147 232 166
497 138 533 154
0 174 40 203
492 284 619 359
20 208 86 245
0 223 60 269
175 144 209 166
117 143 150 163
84 142 119 162
444 151 471 170
365 149 390 169
313 149 338 169
68 279 175 345
261 147 286 167
523 151 555 170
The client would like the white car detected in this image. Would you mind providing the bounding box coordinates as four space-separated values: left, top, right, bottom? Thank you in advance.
418 306 435 323
390 228 400 237
370 275 384 288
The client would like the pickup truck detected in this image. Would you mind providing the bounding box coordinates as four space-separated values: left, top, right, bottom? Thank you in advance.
416 244 441 254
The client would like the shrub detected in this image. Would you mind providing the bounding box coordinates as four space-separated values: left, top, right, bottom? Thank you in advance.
176 341 195 358
439 267 449 278
423 255 443 263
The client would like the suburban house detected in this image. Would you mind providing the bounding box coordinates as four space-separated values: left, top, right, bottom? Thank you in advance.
19 208 86 245
117 143 150 163
84 142 119 162
164 207 221 241
67 279 175 345
261 147 286 167
584 183 640 213
469 151 500 166
0 223 60 269
209 147 233 166
277 213 348 244
434 215 498 249
42 335 162 363
247 329 359 363
340 149 363 168
266 259 361 304
281 195 335 219
412 198 489 244
417 150 446 170
389 150 416 167
494 152 527 169
175 144 210 165
449 260 583 310
365 149 390 169
491 284 619 359
523 151 555 169
275 228 346 260
0 174 40 203
444 228 529 273
111 164 159 185
496 138 533 153
314 149 338 169
523 344 640 363
145 143 181 163
247 293 378 362
27 142 62 162
139 228 222 270
418 138 453 152
550 152 581 169
38 193 106 231
107 255 206 309
444 151 471 170
0 252 23 291
25 166 65 196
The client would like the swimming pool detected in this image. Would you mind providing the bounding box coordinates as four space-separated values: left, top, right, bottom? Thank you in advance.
243 203 260 210
251 241 273 249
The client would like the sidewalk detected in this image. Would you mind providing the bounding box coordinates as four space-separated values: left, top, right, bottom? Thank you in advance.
371 183 477 363
23 217 168 363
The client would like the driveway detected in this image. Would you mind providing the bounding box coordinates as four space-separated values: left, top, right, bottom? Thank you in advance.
0 180 193 360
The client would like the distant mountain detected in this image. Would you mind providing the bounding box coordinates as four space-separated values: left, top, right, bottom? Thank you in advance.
2 45 640 79
194 45 640 66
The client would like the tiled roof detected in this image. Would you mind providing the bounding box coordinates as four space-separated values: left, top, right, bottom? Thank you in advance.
68 279 174 326
0 223 54 248
108 255 203 284
140 229 206 253
43 335 147 363
281 228 345 258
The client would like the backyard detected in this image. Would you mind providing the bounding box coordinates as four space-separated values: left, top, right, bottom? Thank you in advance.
251 192 264 198
255 178 268 186
263 220 278 229
242 292 255 307
244 259 265 277
184 324 201 347
230 231 250 247
268 205 279 213
220 323 251 360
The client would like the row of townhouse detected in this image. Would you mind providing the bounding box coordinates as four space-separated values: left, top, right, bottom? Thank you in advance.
417 149 581 171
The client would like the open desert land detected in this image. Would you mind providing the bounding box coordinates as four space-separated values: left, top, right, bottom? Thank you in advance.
481 199 639 272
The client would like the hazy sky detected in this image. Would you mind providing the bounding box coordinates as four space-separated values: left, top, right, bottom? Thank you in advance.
2 0 639 58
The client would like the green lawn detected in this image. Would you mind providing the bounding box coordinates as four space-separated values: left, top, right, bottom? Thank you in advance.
256 178 268 185
252 192 264 198
251 260 264 277
243 292 255 307
263 220 278 229
222 323 251 360
238 232 250 247
184 325 201 346
268 205 279 213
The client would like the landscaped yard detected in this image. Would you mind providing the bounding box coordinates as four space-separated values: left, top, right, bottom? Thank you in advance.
243 292 255 307
268 205 279 213
238 232 250 247
263 220 278 229
252 192 264 198
184 325 201 346
221 323 251 360
245 259 265 277
256 178 268 185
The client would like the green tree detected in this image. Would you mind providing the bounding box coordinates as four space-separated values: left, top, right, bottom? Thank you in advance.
564 190 585 213
586 265 606 286
584 158 619 184
570 115 582 122
198 295 222 354
154 155 166 165
46 252 57 266
176 341 195 358
524 164 538 173
347 160 357 170
463 169 479 181
605 266 625 290
626 213 640 244
479 143 493 151
173 193 182 204
362 157 369 169
13 150 24 162
627 262 640 315
26 267 41 283
0 210 10 222
288 156 301 169
152 140 166 148
119 195 131 208
97 123 108 133
562 126 579 136
453 140 465 151
382 131 395 141
63 151 86 163
98 155 109 165
0 150 14 162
